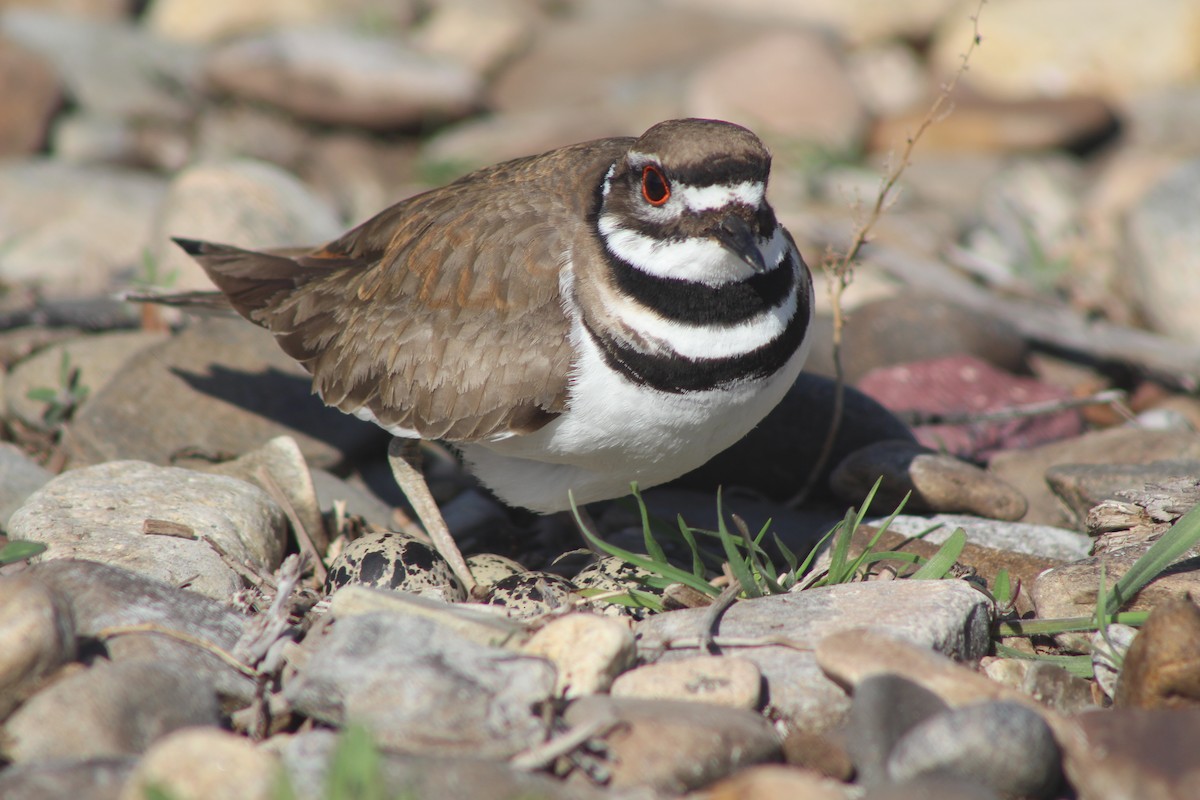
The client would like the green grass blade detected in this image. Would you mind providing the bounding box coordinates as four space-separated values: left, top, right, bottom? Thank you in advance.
0 540 46 565
822 507 857 585
910 527 966 580
1105 501 1200 616
734 515 785 595
773 533 800 588
630 483 667 564
571 492 719 597
994 643 1094 679
993 569 1012 607
675 515 707 579
717 490 761 598
994 611 1149 637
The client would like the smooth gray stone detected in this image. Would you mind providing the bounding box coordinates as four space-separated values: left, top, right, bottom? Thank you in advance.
845 674 949 787
886 701 1062 799
636 580 991 733
283 612 555 757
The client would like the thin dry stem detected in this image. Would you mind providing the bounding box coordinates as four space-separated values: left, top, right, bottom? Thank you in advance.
789 0 987 509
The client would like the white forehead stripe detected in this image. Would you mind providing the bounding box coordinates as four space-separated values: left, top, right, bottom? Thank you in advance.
674 181 765 212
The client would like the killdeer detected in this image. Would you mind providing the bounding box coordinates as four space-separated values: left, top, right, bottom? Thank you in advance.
173 118 814 595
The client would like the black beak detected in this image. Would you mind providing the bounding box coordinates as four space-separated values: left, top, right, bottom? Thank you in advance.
712 214 768 273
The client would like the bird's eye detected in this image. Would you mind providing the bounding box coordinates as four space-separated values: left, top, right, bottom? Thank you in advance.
641 165 670 206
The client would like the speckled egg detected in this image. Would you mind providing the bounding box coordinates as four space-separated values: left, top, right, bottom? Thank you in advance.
573 556 662 620
484 571 580 620
465 553 527 591
325 531 467 602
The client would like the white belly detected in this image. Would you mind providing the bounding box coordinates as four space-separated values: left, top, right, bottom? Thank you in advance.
460 316 813 513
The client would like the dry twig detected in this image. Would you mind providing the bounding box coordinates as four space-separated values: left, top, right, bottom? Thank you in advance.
789 0 988 508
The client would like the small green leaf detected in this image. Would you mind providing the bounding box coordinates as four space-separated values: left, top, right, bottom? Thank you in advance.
910 528 966 580
25 388 57 403
993 569 1012 607
325 725 386 800
0 540 46 565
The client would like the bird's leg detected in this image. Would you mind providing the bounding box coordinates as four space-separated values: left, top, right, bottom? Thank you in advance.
387 437 478 597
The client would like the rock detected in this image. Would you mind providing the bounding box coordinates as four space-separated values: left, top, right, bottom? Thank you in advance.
1046 459 1200 528
204 435 327 553
0 35 61 157
63 318 383 471
880 514 1091 562
190 103 313 174
806 293 1027 384
146 0 419 43
1115 598 1200 709
420 108 631 178
0 9 201 120
610 655 762 709
202 29 481 130
327 585 530 650
847 42 930 118
781 727 855 781
673 372 917 505
119 727 279 800
484 571 581 620
520 614 635 698
151 159 343 293
1024 661 1098 714
0 757 134 800
884 701 1062 799
1032 547 1200 651
0 573 75 720
806 517 1067 617
2 660 219 762
564 694 781 793
664 0 959 44
268 729 600 800
325 531 466 603
282 612 555 757
1070 708 1200 800
815 629 1051 713
871 95 1119 153
4 331 168 430
413 0 535 76
0 443 53 532
859 775 1003 800
686 31 868 152
1126 157 1200 344
830 440 1028 520
297 129 418 223
1091 624 1138 701
0 159 166 297
932 0 1200 101
28 560 254 701
51 111 191 172
311 468 397 531
700 764 851 800
845 674 949 787
488 4 758 131
8 460 287 601
636 581 991 732
857 355 1084 462
988 428 1200 527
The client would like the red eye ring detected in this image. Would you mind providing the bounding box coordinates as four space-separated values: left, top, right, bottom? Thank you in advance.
641 165 671 206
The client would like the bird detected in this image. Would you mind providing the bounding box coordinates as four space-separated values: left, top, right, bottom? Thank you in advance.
171 118 814 596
